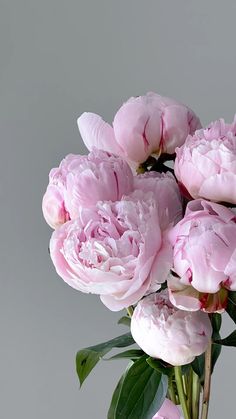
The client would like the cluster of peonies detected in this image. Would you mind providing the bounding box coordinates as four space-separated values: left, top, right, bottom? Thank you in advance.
43 148 182 311
43 91 236 372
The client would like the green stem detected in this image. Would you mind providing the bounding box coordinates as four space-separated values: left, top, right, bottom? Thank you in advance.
201 341 212 419
187 368 193 414
192 370 200 419
174 366 190 419
126 306 134 317
182 374 187 395
168 376 177 404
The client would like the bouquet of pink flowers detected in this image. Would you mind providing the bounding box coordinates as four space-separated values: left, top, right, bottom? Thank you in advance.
43 92 236 419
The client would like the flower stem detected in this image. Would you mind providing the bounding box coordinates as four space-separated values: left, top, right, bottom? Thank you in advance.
192 371 200 419
174 366 190 419
201 341 212 419
183 373 187 395
168 376 177 404
187 368 193 414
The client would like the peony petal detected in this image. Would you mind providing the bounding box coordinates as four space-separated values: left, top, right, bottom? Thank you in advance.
185 199 236 222
149 233 173 291
113 94 162 163
168 274 201 311
153 398 183 419
199 173 236 204
134 171 183 231
162 105 190 154
224 248 236 290
77 112 123 155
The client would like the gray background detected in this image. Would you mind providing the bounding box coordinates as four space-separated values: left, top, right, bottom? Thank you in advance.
1 0 236 418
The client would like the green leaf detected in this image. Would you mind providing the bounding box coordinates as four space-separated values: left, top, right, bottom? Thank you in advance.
215 330 236 347
191 342 221 383
107 363 132 419
191 354 204 383
114 356 168 419
226 291 236 323
211 313 222 338
106 349 144 361
211 315 222 372
108 376 124 419
76 333 134 386
146 357 173 377
118 316 131 327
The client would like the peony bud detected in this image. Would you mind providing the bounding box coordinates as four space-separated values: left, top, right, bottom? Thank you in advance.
168 199 236 312
131 291 212 366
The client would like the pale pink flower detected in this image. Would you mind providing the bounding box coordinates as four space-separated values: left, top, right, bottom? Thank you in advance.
50 191 172 311
153 399 183 419
174 117 236 204
78 92 201 165
42 149 133 228
131 290 212 366
168 199 236 312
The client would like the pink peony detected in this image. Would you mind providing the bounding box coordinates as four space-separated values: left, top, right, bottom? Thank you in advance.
130 290 212 366
174 117 236 204
168 199 236 312
42 149 133 228
133 171 183 230
77 92 201 166
153 399 183 419
49 191 172 311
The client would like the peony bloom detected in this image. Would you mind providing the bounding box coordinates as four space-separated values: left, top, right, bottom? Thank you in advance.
77 92 201 166
42 149 133 228
153 399 183 419
174 117 236 204
133 171 183 230
131 291 212 366
50 191 172 311
168 199 236 312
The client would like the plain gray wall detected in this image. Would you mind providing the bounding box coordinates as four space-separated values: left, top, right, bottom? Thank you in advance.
1 0 236 418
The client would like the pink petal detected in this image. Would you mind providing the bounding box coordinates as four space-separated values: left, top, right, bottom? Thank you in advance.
77 112 123 155
199 173 236 204
168 275 201 311
162 105 190 154
113 95 162 163
153 398 183 419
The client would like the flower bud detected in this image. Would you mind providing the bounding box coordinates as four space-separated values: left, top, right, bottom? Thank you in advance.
131 291 212 366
